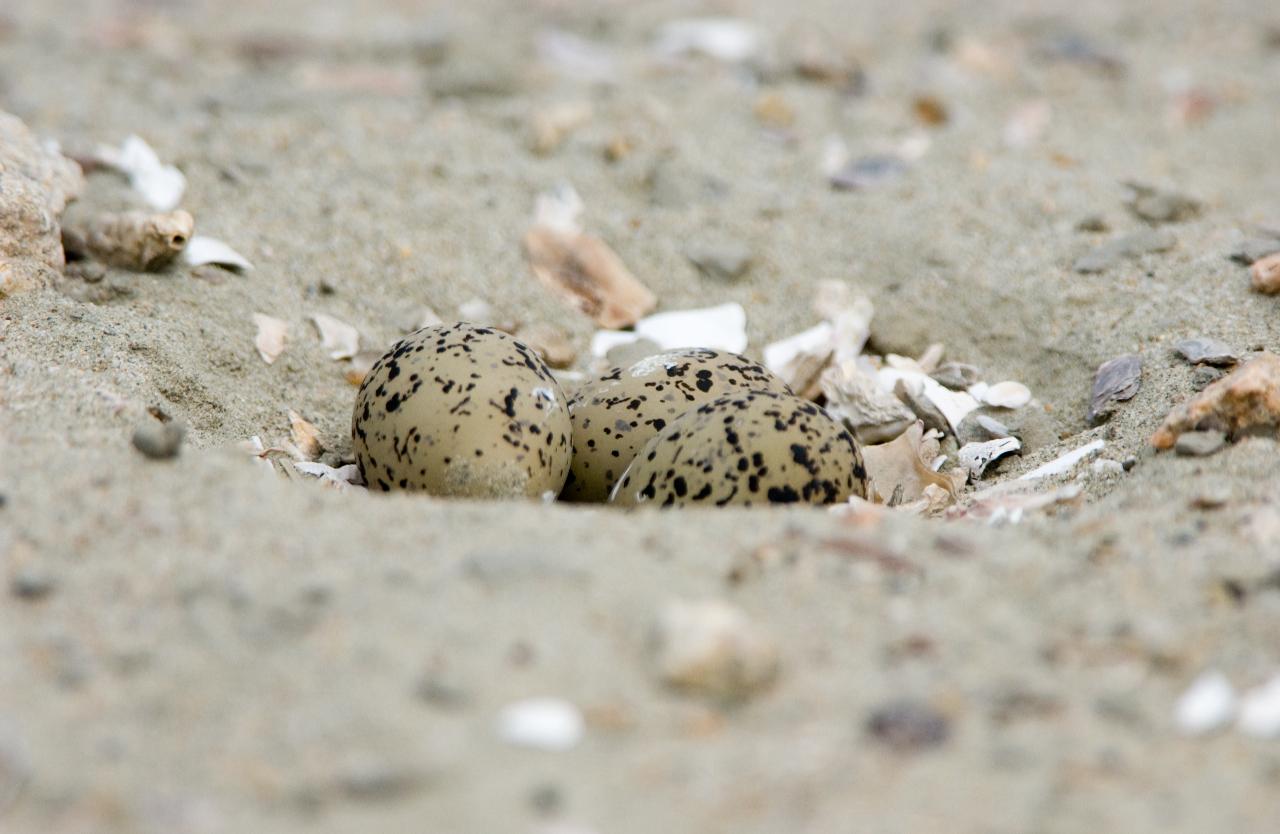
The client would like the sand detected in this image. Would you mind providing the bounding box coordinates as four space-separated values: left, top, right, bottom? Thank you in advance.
3 0 1280 831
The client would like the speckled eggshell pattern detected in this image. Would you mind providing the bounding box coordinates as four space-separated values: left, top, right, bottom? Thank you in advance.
352 323 572 499
562 348 793 502
609 391 867 508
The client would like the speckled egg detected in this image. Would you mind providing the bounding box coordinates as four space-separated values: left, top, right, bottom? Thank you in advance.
562 348 792 502
609 391 867 508
352 323 572 498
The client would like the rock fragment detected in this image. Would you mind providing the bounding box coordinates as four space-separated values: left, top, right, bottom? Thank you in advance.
685 238 752 281
1073 229 1176 273
1250 252 1280 294
1123 181 1201 224
931 362 981 391
1174 337 1238 367
132 419 186 459
866 699 951 752
652 599 780 703
1151 353 1280 449
64 209 193 271
1174 430 1226 457
1087 354 1142 424
0 110 84 295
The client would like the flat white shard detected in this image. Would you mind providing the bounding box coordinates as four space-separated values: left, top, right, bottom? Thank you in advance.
183 235 253 272
1175 670 1237 735
763 322 833 383
496 697 585 751
1237 673 1280 739
1019 439 1105 480
97 134 186 210
252 313 287 364
655 18 762 63
309 313 360 360
592 302 748 358
972 380 1032 409
294 462 364 490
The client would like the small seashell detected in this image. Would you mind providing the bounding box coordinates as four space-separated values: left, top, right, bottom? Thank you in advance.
309 313 360 360
1087 354 1142 424
496 697 585 751
287 410 324 460
183 235 253 272
957 437 1022 479
977 380 1032 409
252 313 287 364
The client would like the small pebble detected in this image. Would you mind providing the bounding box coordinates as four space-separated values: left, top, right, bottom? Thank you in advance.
1176 670 1236 735
652 598 780 703
496 698 584 751
685 239 753 281
1190 365 1224 390
1250 252 1280 294
1075 215 1110 233
10 566 56 600
1174 337 1238 367
1174 430 1227 457
866 699 951 752
131 419 185 459
830 155 907 191
1123 182 1201 225
931 361 982 391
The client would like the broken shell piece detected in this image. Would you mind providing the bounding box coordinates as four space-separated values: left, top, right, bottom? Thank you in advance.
242 435 282 478
1002 99 1051 148
1151 352 1280 449
309 313 360 360
1237 673 1280 739
894 379 950 436
1250 253 1280 295
958 437 1022 479
294 462 363 491
66 209 193 271
529 100 592 156
879 366 979 433
252 313 287 364
1019 439 1105 480
1087 354 1142 424
813 282 873 362
861 421 959 504
764 322 834 396
344 349 381 386
1174 337 1238 367
183 235 253 272
524 202 657 329
976 414 1013 439
821 360 914 444
93 134 185 210
515 323 576 369
590 303 748 358
655 18 763 63
288 410 324 460
932 362 982 391
972 380 1032 409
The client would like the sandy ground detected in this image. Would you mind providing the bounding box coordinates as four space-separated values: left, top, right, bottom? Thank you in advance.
3 0 1280 831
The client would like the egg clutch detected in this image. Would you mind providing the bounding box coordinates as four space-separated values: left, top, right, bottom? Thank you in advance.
352 323 868 507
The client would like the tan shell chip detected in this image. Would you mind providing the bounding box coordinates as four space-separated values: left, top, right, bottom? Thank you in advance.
522 225 656 329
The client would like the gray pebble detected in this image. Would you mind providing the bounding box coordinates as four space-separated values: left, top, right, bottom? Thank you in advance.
1175 430 1226 457
1123 181 1201 225
866 699 951 752
1088 354 1142 424
10 567 56 600
1191 365 1224 390
1174 337 1238 367
894 380 950 436
830 155 908 191
931 361 982 391
1075 215 1110 233
132 420 185 459
1228 237 1280 266
1073 229 1177 273
685 238 752 281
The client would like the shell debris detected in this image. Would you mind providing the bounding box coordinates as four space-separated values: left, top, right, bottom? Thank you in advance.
93 134 185 210
590 302 747 359
183 235 253 272
309 313 360 360
287 410 324 461
64 209 193 271
252 313 288 365
651 598 780 703
1151 352 1280 449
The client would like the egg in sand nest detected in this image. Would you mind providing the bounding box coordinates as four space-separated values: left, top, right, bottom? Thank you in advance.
352 323 572 499
610 390 867 508
562 348 792 502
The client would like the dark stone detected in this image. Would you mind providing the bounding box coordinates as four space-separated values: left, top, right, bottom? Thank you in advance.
1087 354 1142 424
866 699 951 752
131 420 185 459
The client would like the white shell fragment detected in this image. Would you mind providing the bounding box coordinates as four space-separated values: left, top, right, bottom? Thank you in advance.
653 598 780 702
287 410 324 461
242 436 281 478
309 313 360 360
1003 100 1052 148
958 437 1022 479
1019 439 1105 481
1237 673 1280 739
96 135 186 210
763 322 833 391
591 303 747 358
1176 670 1237 735
655 18 763 63
879 366 979 433
971 380 1032 409
496 698 585 751
183 235 254 272
293 462 363 491
252 313 288 365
